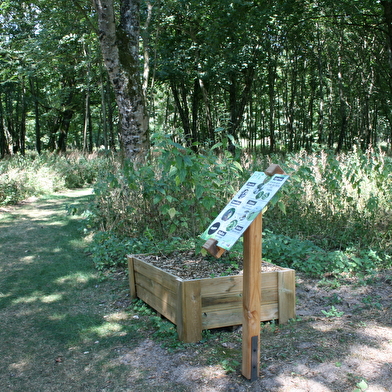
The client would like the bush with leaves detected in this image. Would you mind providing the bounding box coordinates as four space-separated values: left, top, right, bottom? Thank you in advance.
262 231 390 276
92 135 247 241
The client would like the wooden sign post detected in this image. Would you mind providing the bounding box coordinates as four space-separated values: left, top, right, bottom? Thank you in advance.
242 212 262 381
201 164 288 381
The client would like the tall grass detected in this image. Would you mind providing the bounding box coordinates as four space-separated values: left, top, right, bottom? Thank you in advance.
0 151 110 205
262 147 392 252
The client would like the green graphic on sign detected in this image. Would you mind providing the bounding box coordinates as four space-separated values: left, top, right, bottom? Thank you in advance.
200 171 289 250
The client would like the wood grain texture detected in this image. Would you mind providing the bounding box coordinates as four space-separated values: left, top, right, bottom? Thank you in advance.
241 213 262 380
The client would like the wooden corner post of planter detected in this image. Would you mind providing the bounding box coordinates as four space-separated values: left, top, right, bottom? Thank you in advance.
176 280 202 343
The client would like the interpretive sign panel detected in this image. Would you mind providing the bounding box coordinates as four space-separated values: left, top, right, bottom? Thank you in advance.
200 172 289 250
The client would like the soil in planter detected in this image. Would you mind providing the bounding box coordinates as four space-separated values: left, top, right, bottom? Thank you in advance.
138 251 283 280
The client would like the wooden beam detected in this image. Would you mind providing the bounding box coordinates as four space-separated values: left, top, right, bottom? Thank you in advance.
127 255 137 299
278 269 296 324
241 213 262 381
177 280 202 343
202 238 226 258
264 163 286 176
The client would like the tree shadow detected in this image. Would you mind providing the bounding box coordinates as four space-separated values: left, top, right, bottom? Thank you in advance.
0 191 144 391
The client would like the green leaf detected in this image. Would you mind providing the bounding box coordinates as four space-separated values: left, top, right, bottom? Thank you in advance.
167 207 177 219
277 200 286 214
232 161 243 171
356 380 368 391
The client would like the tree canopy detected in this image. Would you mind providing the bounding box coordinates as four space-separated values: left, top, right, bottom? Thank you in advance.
1 0 392 158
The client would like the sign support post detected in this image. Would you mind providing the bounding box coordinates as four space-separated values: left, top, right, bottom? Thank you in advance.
201 164 288 381
241 212 262 381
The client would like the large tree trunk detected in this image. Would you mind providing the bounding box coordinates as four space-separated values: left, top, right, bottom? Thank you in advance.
93 0 149 161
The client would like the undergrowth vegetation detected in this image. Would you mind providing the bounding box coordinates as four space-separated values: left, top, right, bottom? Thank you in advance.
0 151 109 205
2 142 391 277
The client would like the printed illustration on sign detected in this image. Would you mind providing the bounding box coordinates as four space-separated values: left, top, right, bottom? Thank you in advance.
200 172 289 250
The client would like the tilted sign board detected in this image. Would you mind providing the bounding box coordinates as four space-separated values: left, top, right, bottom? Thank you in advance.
200 171 289 250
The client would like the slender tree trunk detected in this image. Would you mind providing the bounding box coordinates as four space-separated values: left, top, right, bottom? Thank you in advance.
19 79 26 155
100 71 108 150
316 23 325 146
381 1 392 149
93 0 149 161
227 66 255 153
0 87 10 158
198 78 214 144
57 109 74 153
170 80 192 144
336 36 347 153
267 57 276 153
29 78 41 154
83 92 90 152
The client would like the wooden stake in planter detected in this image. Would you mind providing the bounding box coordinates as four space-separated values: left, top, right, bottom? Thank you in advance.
201 164 289 381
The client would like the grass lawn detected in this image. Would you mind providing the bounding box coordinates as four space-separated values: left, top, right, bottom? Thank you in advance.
0 189 142 391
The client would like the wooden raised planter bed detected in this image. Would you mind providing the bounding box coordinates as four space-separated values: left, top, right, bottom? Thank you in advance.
127 255 295 343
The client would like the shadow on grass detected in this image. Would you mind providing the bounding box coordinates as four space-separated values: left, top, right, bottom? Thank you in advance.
0 190 144 391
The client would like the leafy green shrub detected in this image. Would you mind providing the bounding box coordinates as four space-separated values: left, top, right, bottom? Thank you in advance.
92 135 247 240
90 145 392 274
263 231 389 276
88 229 196 270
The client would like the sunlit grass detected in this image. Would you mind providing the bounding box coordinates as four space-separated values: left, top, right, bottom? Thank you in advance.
55 272 96 285
12 292 64 305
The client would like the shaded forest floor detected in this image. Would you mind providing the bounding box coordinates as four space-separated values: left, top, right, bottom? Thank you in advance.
0 189 391 391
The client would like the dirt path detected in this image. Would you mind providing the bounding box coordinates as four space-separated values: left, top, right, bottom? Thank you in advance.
0 190 391 391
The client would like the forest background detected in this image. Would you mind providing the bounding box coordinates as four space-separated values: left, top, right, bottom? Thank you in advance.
1 0 392 276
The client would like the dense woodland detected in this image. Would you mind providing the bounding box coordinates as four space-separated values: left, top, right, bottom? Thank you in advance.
2 0 392 157
1 1 392 276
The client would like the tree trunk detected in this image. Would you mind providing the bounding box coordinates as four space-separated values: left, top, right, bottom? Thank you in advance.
29 78 41 154
170 80 192 145
227 66 255 153
381 1 392 148
0 87 10 158
93 0 149 161
57 109 74 153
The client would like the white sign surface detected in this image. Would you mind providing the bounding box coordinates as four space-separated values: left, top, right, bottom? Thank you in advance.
200 172 289 250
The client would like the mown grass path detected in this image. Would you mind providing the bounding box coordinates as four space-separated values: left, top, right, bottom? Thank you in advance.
0 190 144 392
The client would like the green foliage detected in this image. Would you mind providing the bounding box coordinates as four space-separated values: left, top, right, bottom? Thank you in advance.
321 306 345 318
262 230 387 276
131 299 183 350
353 380 369 392
263 148 392 259
88 230 197 271
92 135 246 240
220 358 241 374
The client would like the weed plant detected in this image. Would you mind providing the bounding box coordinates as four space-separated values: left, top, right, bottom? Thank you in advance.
92 134 247 241
262 147 392 249
258 147 392 274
